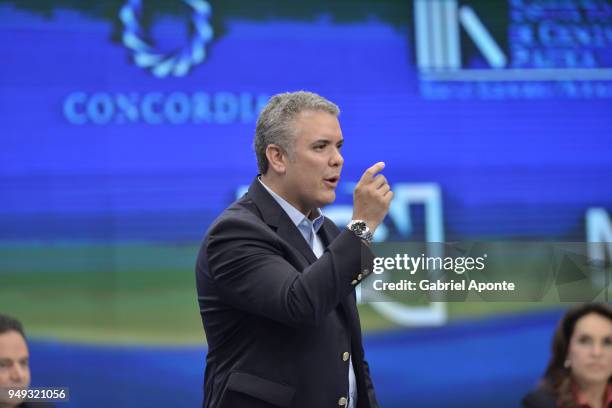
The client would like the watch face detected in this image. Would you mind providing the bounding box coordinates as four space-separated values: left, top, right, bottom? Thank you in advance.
352 221 366 233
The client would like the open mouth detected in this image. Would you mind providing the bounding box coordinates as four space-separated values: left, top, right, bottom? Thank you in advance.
323 176 339 187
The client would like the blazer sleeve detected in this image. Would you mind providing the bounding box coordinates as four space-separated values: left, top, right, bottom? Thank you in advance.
201 215 374 328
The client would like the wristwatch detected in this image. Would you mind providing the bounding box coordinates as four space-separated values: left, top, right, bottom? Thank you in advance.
347 220 373 243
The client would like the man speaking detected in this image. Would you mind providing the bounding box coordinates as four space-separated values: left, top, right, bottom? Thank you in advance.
196 91 393 408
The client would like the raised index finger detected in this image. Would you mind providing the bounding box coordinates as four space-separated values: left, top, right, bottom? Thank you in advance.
360 161 386 182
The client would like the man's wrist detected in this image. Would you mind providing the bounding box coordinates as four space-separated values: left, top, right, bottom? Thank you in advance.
347 220 374 243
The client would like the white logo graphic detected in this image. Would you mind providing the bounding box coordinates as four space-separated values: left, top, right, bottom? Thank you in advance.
414 0 506 71
119 0 213 78
414 0 612 82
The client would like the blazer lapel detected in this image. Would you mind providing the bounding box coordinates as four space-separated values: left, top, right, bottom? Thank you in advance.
276 221 317 265
247 177 317 265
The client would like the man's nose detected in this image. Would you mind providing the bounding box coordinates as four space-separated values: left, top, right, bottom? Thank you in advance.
330 149 344 167
9 364 27 382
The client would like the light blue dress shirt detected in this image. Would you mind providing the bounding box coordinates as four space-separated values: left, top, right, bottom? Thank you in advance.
258 178 357 408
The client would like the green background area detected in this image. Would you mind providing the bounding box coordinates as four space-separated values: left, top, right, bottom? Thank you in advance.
0 242 557 345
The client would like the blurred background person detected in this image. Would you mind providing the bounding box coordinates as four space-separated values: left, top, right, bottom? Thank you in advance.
523 304 612 408
0 314 53 408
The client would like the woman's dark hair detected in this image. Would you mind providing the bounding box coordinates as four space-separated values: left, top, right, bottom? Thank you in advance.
542 303 612 408
0 313 25 338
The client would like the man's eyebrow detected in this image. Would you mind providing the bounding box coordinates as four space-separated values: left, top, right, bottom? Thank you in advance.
311 138 344 145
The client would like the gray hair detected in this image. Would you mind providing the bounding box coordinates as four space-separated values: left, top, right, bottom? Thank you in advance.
253 91 340 174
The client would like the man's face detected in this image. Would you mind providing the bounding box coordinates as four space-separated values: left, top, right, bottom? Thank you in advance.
0 331 30 389
282 110 344 214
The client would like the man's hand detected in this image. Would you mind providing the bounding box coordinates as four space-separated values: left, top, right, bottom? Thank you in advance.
352 162 393 233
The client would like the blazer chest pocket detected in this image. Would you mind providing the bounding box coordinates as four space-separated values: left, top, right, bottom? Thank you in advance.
219 371 295 408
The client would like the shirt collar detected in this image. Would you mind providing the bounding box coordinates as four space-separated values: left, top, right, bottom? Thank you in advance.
258 178 324 232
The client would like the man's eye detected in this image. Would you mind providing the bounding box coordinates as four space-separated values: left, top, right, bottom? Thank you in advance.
314 145 325 151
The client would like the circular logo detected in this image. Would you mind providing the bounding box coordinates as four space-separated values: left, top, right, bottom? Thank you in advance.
119 0 213 78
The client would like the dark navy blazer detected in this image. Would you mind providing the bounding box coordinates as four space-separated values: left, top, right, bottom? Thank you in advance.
196 177 378 408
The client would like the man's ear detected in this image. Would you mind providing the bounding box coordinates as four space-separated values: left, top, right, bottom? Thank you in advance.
265 144 287 174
